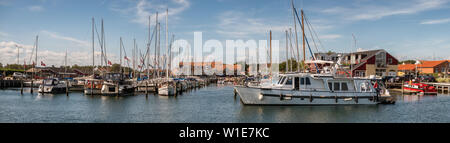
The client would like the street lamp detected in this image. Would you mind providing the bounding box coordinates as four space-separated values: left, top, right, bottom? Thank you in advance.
415 60 421 80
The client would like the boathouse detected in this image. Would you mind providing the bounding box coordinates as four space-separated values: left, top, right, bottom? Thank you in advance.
314 49 399 77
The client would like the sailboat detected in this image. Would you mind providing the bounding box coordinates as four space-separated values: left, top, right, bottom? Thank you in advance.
84 18 103 95
158 9 176 96
100 38 135 95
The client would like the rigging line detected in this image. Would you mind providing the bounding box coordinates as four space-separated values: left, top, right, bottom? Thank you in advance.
142 25 158 68
288 29 297 61
304 14 323 53
293 7 318 72
29 39 36 64
93 22 105 65
120 40 131 68
304 15 320 54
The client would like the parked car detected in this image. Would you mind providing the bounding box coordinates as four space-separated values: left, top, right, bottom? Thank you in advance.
418 75 436 82
12 72 28 79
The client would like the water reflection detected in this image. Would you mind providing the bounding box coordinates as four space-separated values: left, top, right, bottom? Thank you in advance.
1 85 450 123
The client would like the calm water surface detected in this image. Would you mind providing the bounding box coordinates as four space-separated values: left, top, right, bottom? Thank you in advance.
1 85 449 123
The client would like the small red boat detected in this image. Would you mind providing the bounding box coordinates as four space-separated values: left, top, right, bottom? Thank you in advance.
403 82 437 95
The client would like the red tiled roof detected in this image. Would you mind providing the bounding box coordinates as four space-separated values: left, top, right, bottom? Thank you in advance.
418 60 448 68
398 64 416 71
399 60 448 71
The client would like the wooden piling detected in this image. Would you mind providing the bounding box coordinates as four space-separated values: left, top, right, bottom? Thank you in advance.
145 81 148 96
116 82 119 96
66 80 69 96
20 79 23 94
90 81 93 96
30 80 33 94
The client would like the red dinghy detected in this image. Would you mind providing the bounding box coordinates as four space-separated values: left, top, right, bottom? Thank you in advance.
403 82 438 95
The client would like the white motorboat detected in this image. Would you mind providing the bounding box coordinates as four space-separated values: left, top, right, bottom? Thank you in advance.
38 78 67 93
234 73 388 105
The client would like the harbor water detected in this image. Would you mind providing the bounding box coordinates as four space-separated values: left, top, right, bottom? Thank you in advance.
1 85 450 123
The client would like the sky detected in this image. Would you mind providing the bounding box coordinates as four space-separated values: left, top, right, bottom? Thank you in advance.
1 0 450 67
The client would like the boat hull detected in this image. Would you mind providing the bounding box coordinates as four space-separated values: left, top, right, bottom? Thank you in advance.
38 85 67 94
84 88 102 95
158 86 176 96
234 86 379 105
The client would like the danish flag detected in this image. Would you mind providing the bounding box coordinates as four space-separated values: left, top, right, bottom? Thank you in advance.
108 60 112 65
40 61 46 66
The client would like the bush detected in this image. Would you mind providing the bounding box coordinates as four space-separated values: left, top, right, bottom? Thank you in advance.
437 78 450 83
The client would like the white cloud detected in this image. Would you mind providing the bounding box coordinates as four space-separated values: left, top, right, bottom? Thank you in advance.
215 11 287 38
0 31 9 38
321 0 449 21
0 41 120 66
41 30 90 48
111 0 190 26
28 5 44 12
420 18 450 24
319 34 342 40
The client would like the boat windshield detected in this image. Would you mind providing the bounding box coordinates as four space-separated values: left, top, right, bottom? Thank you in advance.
44 79 54 85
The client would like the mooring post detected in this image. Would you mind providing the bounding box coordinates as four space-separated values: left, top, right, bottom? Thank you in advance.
116 82 119 97
19 79 23 94
401 80 404 95
66 79 69 96
91 81 93 96
30 80 34 94
145 81 148 96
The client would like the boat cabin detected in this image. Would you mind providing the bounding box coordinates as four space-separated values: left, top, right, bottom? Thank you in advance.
273 73 375 93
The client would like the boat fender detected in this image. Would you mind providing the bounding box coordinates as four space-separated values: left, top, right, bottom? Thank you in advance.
355 96 358 103
309 94 313 102
335 95 338 103
258 93 263 100
280 94 283 100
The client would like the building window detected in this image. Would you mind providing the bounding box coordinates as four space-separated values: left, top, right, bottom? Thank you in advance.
376 52 386 68
376 69 386 77
361 54 367 59
388 58 392 64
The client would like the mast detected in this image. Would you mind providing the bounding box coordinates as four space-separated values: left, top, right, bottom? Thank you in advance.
133 38 136 79
301 9 305 64
285 30 288 73
120 37 123 76
269 30 272 75
16 45 19 65
292 0 300 72
154 12 158 78
101 19 104 67
166 8 169 79
158 22 161 77
35 35 38 69
65 47 67 77
147 15 151 79
92 17 95 76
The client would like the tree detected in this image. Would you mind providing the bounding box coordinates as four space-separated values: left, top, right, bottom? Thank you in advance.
110 64 121 72
399 60 415 64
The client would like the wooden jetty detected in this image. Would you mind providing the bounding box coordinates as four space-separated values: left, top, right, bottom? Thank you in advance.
424 82 450 94
0 80 22 88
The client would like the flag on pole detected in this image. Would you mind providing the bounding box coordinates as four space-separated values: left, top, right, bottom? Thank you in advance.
124 56 130 61
24 61 27 69
108 60 112 65
40 61 46 66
